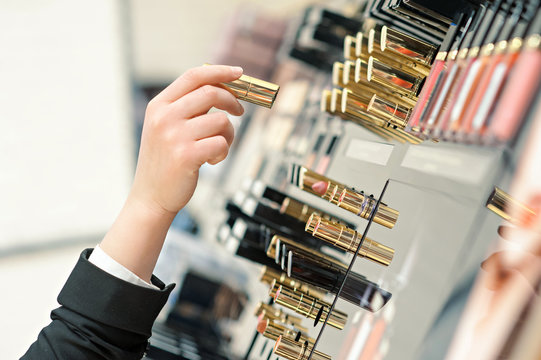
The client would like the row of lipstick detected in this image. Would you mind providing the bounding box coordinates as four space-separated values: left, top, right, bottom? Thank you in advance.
322 1 541 146
224 166 399 360
240 182 529 360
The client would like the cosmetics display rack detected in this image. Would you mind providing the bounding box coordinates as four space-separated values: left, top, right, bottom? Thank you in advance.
207 1 541 360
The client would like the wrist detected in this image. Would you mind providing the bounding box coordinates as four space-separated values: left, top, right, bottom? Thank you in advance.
125 192 178 227
99 193 177 282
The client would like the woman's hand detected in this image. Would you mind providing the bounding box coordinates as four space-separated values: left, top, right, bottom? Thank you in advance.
100 65 244 282
130 64 244 216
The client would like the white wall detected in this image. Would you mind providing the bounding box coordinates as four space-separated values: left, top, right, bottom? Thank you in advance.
130 0 324 83
0 0 133 251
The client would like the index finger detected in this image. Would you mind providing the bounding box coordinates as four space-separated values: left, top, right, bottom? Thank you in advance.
156 65 243 103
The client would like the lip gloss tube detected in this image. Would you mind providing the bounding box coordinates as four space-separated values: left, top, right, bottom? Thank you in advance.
416 12 479 134
487 34 541 143
458 2 526 139
457 45 508 139
470 39 522 139
272 284 348 330
446 3 510 136
306 214 395 266
273 335 332 360
406 21 461 131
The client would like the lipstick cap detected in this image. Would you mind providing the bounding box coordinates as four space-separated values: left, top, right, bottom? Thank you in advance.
221 74 279 108
274 335 332 360
306 214 394 267
273 284 348 330
486 187 536 225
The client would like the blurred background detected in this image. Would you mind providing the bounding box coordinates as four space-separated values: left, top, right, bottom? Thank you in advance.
1 1 540 359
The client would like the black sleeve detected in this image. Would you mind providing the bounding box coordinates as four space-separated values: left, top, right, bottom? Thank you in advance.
21 248 175 360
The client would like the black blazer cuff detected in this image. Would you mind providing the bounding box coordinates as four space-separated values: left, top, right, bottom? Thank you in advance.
57 248 175 337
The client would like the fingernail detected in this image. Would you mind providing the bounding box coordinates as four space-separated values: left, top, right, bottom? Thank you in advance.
231 66 243 77
312 181 328 195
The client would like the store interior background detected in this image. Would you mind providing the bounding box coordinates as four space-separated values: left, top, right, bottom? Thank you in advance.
2 0 540 359
0 0 319 357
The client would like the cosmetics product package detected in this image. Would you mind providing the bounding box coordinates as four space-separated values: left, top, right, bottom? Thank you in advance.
257 318 314 345
486 186 537 225
273 335 332 360
306 214 395 267
290 164 399 229
269 235 393 311
260 265 327 299
272 283 348 330
254 302 306 331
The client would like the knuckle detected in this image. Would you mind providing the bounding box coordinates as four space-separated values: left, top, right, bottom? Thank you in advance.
215 112 229 128
201 85 217 99
182 67 200 82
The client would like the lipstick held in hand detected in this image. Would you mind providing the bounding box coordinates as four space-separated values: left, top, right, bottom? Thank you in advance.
205 64 280 108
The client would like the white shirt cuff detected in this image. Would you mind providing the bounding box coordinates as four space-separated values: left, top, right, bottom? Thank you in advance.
88 244 159 290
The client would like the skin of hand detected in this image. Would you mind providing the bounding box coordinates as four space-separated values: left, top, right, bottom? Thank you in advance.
100 65 244 282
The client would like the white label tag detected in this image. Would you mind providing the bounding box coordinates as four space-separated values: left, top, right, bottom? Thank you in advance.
401 146 493 184
345 139 394 166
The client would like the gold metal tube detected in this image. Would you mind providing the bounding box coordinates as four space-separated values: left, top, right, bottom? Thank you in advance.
258 318 315 345
352 59 418 108
220 74 279 108
358 31 430 77
332 62 347 88
367 93 411 128
379 26 436 67
255 302 307 332
204 64 279 108
273 284 348 330
296 166 399 228
269 235 348 270
261 267 326 299
306 214 394 266
486 187 537 225
367 56 422 98
274 335 332 360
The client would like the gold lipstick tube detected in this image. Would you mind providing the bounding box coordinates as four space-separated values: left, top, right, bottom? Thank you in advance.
268 235 348 270
342 60 416 110
364 30 431 78
379 26 436 67
354 59 419 108
296 166 399 228
340 88 393 129
306 214 394 266
258 318 315 345
274 335 332 360
220 75 279 108
273 284 348 330
332 62 348 89
322 88 407 142
367 93 411 128
264 269 326 299
255 302 306 331
486 187 537 225
280 197 320 223
344 35 358 61
367 56 423 98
